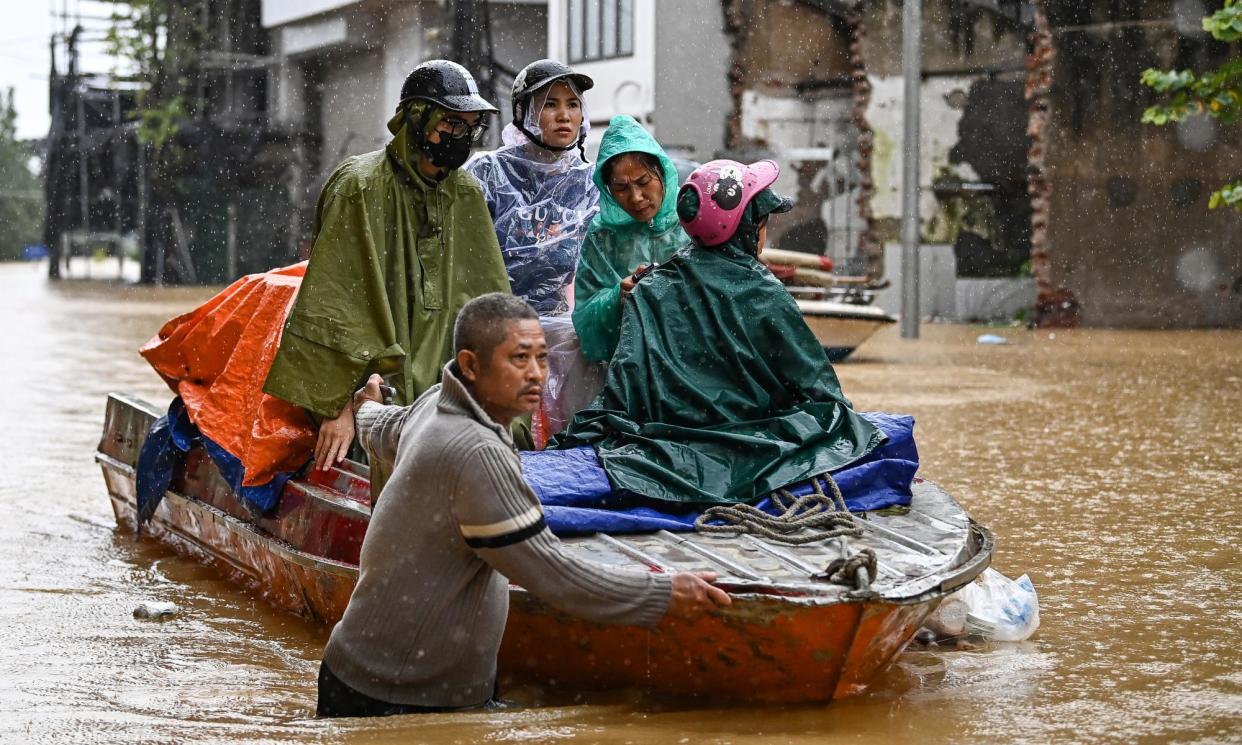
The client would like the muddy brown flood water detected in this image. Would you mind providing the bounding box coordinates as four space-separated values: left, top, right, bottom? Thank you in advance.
0 261 1238 744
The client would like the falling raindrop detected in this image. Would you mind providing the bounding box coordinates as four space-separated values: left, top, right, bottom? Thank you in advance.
1175 247 1219 292
1176 114 1217 153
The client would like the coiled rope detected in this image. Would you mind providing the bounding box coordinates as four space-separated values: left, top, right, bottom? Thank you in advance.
694 475 878 590
814 547 877 587
693 475 862 546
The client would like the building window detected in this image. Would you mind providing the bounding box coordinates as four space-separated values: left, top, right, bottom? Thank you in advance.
568 0 634 63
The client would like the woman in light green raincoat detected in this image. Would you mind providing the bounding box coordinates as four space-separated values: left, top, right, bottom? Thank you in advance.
572 116 689 362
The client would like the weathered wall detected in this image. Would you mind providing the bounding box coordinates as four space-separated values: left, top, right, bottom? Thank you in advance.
1043 0 1242 327
489 2 550 121
269 0 544 181
858 0 1030 276
729 0 854 85
862 0 1031 76
722 0 868 267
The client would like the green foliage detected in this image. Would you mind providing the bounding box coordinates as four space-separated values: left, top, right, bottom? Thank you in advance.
1141 0 1242 213
1140 60 1242 126
104 1 167 86
105 1 201 153
1209 179 1242 209
0 88 45 260
136 97 186 150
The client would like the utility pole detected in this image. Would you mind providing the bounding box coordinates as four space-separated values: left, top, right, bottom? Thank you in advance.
901 0 922 339
45 34 62 280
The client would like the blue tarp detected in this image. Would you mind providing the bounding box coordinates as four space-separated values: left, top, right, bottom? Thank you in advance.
524 412 919 535
136 400 918 537
135 398 294 525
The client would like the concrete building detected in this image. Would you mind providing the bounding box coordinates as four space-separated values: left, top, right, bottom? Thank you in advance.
543 0 733 160
263 0 548 189
720 0 1035 319
1038 0 1242 327
45 0 308 284
262 0 733 166
262 0 1241 327
718 0 1241 327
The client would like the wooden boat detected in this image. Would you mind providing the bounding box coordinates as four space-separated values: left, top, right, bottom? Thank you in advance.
797 298 897 362
96 392 992 704
761 248 895 361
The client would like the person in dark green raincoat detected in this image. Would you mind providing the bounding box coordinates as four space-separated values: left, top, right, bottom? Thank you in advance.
572 116 689 362
555 160 885 505
264 61 513 475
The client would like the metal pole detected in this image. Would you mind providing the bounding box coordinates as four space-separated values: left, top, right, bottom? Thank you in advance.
900 0 922 339
75 80 89 279
114 94 124 279
137 142 149 282
226 201 238 280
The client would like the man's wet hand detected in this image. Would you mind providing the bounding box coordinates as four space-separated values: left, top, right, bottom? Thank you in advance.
352 373 386 413
666 572 732 619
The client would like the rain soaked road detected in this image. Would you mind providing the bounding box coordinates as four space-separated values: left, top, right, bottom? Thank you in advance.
0 259 1238 744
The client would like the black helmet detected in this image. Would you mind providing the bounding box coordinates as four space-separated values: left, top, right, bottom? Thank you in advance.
510 59 593 153
399 60 498 114
510 59 594 123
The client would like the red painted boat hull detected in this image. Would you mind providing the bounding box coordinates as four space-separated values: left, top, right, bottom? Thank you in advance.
97 393 990 703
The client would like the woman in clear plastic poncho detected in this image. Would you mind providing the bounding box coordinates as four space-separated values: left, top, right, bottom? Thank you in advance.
572 115 689 363
464 59 599 316
464 60 601 445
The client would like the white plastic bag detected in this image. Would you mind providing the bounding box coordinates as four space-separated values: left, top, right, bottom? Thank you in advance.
926 568 1040 642
532 316 606 447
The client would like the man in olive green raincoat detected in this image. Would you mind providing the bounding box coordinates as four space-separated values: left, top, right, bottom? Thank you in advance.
264 61 513 478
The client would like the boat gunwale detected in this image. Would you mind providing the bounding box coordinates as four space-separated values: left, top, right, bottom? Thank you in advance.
796 300 899 323
97 451 359 579
98 392 993 608
96 456 993 610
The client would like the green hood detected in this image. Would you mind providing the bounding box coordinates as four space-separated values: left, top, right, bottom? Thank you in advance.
384 101 449 185
264 148 511 421
591 115 681 234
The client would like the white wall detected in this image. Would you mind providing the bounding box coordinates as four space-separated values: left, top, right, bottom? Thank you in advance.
484 2 551 124
874 243 958 320
380 1 442 117
268 0 548 167
955 278 1035 323
263 0 361 28
651 0 731 161
320 48 388 170
547 0 656 134
865 75 982 231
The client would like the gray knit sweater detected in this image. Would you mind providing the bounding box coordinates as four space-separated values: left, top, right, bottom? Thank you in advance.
322 362 672 708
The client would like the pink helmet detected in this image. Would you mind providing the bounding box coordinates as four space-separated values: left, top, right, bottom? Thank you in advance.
679 159 780 247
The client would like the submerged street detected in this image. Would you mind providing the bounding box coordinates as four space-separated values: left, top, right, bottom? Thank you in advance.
0 260 1238 743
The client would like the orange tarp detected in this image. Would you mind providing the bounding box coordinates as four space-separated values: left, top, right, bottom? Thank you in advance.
140 262 316 487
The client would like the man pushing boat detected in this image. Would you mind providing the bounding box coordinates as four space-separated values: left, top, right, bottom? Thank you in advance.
316 293 730 717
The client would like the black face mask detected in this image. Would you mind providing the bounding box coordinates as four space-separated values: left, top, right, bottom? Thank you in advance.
419 132 473 171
